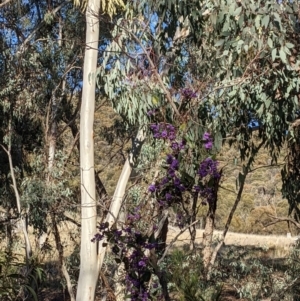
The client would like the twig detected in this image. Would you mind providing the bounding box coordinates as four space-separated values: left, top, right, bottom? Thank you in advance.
158 220 200 264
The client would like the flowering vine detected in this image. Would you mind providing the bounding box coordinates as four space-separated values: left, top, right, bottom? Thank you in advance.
92 89 222 300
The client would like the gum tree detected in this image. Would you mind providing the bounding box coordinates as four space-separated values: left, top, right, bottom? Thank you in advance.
131 0 300 274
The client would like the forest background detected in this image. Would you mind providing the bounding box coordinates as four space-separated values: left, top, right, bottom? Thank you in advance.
0 0 300 300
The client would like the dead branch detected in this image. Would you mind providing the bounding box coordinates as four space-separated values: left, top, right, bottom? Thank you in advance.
265 215 300 229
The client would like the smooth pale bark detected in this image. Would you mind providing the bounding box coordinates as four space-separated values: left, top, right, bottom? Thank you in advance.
47 97 57 178
202 209 215 269
1 118 32 262
76 1 100 300
97 129 146 271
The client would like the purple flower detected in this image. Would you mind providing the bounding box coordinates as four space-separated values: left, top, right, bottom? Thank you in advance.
168 132 176 141
166 124 175 131
178 184 186 192
170 158 179 170
179 139 186 149
205 141 213 150
91 233 104 242
168 169 175 177
148 184 156 193
174 177 181 186
123 226 132 233
128 214 140 222
115 229 123 236
165 193 172 201
203 132 213 150
150 124 159 131
181 88 197 99
200 187 215 203
171 142 179 150
147 109 157 116
161 130 168 138
149 122 177 142
175 212 185 228
203 132 211 140
144 242 156 249
198 158 219 178
138 260 146 268
158 199 167 207
166 154 173 164
160 177 169 186
194 185 201 192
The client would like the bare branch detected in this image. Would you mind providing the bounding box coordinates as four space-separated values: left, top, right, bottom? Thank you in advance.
0 0 13 9
265 215 300 229
158 220 200 264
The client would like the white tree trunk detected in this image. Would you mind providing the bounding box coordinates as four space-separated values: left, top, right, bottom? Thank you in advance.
76 1 100 300
97 128 146 271
1 118 32 262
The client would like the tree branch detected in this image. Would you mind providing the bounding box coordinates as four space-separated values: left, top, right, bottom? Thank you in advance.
0 0 13 8
113 22 181 118
265 215 300 229
18 3 65 54
158 220 200 264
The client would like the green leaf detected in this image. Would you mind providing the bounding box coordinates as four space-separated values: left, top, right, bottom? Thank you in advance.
255 15 261 29
285 42 294 49
271 48 277 62
279 48 287 63
215 39 225 47
261 15 270 28
257 104 264 117
23 285 38 301
284 46 291 56
273 12 280 22
233 6 242 16
265 97 271 109
229 3 236 15
267 37 273 48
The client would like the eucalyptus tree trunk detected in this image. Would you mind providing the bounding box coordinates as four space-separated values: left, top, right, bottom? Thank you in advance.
76 1 100 300
202 169 222 272
1 117 32 262
97 129 146 271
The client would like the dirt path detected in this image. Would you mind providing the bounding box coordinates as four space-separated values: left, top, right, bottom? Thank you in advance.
166 226 298 256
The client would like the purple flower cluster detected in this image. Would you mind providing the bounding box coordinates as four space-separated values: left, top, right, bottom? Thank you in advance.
170 139 186 153
148 153 186 208
148 184 156 193
92 210 159 301
128 206 142 222
125 273 149 301
150 123 176 140
181 88 197 99
203 132 213 150
199 187 214 205
197 158 220 179
147 108 158 117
